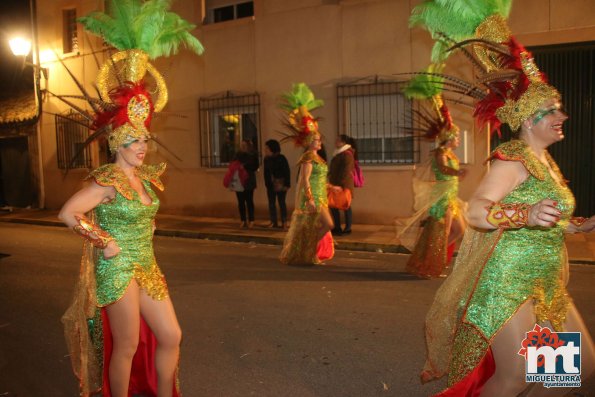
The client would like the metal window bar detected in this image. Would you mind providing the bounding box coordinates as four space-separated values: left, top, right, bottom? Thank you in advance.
63 9 78 54
55 110 92 169
199 92 261 168
336 79 419 165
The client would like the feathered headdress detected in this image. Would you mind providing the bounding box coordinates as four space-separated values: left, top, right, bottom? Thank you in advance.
279 83 324 147
408 0 559 136
50 0 204 164
403 64 460 143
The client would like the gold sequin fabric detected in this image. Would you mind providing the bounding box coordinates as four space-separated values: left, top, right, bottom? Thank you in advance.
89 164 169 306
406 149 460 278
423 140 575 387
280 153 328 265
87 163 166 200
406 217 448 279
429 148 460 219
496 81 561 131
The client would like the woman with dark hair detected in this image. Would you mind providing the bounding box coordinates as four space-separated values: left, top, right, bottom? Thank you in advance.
328 134 355 235
264 139 290 229
234 139 259 228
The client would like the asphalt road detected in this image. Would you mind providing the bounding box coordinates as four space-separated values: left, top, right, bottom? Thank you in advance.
0 223 593 397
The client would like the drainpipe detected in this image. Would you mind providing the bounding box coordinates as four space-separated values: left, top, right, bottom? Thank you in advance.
31 0 45 208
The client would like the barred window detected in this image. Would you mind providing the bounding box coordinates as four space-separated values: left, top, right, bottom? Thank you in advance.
62 8 79 54
337 79 418 165
55 111 91 169
199 92 261 167
205 0 254 24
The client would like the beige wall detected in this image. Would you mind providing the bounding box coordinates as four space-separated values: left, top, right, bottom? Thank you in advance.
36 0 595 223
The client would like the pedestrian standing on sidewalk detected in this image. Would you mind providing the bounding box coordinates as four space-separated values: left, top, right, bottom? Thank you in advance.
328 134 355 236
264 139 290 229
279 83 334 265
57 2 204 395
234 139 259 229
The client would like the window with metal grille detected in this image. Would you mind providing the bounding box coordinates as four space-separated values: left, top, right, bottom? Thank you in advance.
199 92 261 167
205 0 254 24
62 8 79 54
337 79 418 165
55 111 91 169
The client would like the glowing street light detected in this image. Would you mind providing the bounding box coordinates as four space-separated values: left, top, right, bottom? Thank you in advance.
9 37 32 57
8 36 48 80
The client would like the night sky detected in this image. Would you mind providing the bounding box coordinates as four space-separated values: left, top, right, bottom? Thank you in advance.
0 0 34 99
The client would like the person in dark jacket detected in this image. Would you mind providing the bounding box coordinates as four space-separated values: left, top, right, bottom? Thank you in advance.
328 134 355 235
234 139 259 228
263 139 290 229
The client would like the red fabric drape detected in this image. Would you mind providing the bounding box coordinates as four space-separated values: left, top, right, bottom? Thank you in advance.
434 348 496 397
316 232 335 261
101 309 180 397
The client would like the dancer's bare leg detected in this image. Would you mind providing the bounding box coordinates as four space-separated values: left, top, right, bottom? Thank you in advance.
317 207 334 240
105 280 141 397
481 300 536 397
525 302 595 397
140 291 182 397
448 211 466 245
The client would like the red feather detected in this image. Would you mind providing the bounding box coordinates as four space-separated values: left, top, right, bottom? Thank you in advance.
92 82 154 132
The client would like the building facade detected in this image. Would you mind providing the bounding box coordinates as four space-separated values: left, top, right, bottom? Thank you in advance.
34 0 595 224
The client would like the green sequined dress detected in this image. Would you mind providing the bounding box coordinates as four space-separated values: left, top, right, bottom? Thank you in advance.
62 162 175 396
280 151 330 265
91 163 169 306
423 140 576 393
406 147 462 278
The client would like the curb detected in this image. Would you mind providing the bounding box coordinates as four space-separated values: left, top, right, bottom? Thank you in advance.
1 217 592 264
0 217 410 255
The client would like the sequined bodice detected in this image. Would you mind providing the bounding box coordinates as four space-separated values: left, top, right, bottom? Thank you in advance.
432 148 459 182
86 163 166 306
467 140 575 338
298 153 328 209
95 181 159 260
429 148 460 219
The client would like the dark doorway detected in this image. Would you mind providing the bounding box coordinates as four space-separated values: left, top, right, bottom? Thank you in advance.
531 41 595 217
0 137 33 208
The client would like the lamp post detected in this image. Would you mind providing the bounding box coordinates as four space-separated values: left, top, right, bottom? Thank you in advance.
8 36 48 80
8 32 47 209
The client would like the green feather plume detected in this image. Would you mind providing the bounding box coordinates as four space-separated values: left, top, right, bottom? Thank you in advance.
410 0 512 62
78 0 204 59
402 64 445 100
280 83 324 112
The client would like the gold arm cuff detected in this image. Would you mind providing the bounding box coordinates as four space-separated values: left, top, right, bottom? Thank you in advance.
485 202 532 229
73 215 114 249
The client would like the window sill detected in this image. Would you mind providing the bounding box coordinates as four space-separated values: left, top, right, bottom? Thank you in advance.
202 16 255 31
360 164 416 171
204 166 227 173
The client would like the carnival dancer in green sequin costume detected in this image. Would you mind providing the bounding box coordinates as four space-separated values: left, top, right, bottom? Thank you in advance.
279 83 335 265
397 90 467 279
407 1 595 395
58 1 204 396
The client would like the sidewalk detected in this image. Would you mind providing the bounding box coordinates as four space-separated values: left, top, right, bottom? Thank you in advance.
1 208 594 264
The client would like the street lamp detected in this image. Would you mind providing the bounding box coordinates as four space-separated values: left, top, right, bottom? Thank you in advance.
9 37 32 56
8 36 48 80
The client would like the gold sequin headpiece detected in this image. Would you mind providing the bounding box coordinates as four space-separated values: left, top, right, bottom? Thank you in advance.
407 6 561 136
95 49 166 152
473 16 560 132
280 83 324 148
432 95 459 142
